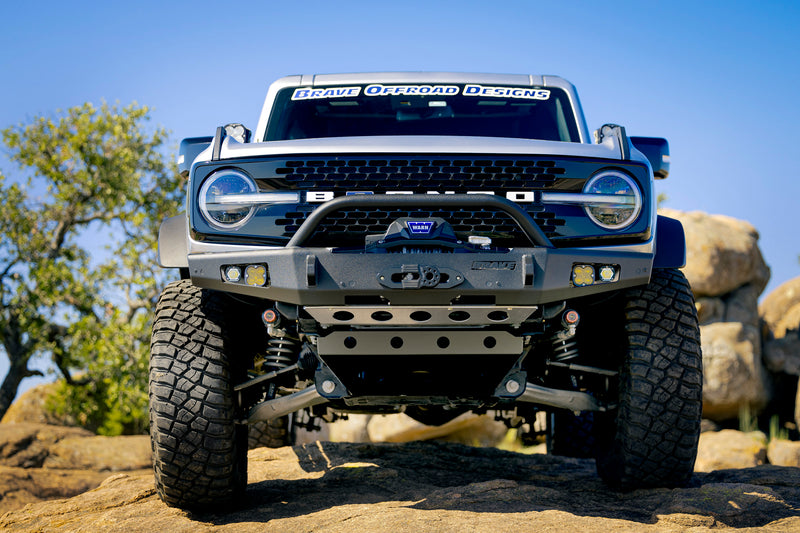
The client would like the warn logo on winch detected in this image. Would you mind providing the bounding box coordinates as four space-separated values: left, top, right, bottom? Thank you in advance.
471 261 517 270
407 221 435 234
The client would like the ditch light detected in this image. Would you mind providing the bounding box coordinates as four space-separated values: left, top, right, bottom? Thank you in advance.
572 263 619 287
223 264 269 287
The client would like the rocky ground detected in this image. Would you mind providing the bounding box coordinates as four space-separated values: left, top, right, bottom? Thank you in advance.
2 421 800 531
2 208 800 530
1 439 800 532
0 423 151 515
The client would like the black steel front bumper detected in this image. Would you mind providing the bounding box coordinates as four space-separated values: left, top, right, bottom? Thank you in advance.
187 194 654 306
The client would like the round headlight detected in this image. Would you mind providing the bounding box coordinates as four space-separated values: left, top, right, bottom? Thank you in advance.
582 171 642 230
199 169 257 229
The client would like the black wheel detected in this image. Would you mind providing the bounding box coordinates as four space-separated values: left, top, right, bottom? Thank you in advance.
547 410 596 458
595 268 703 490
248 416 294 449
149 279 248 509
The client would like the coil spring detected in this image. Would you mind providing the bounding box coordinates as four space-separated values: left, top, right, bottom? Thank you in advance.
552 336 579 362
263 337 299 372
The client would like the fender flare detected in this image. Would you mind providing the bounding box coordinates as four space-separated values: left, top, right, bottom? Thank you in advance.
653 215 686 269
157 214 189 268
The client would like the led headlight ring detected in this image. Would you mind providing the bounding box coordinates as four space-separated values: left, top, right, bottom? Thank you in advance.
199 169 257 229
582 171 642 230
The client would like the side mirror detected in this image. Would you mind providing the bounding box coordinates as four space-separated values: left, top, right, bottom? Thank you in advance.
178 136 213 177
630 136 670 179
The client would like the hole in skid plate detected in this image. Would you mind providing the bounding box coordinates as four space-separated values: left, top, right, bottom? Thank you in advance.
333 311 354 321
410 311 432 322
448 311 471 322
371 311 393 322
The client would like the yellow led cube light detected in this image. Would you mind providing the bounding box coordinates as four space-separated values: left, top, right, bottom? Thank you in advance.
572 264 595 287
244 265 268 287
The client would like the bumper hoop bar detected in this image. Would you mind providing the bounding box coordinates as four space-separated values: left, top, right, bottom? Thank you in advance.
286 194 554 248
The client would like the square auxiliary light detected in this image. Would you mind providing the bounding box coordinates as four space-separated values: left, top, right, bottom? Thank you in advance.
244 264 268 287
572 264 595 287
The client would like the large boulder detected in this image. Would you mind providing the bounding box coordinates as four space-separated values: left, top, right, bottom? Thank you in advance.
759 276 800 338
0 423 152 514
796 380 800 431
366 413 507 446
327 414 372 442
695 283 761 327
759 277 800 429
42 435 151 471
694 430 767 472
0 423 93 468
659 209 770 297
327 412 508 447
700 322 770 420
0 383 75 426
767 439 800 467
763 334 800 376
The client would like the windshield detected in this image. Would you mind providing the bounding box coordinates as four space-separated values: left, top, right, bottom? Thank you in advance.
265 83 580 143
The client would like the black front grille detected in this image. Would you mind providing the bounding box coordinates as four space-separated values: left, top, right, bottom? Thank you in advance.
266 155 577 246
273 157 568 191
194 154 651 248
276 205 566 247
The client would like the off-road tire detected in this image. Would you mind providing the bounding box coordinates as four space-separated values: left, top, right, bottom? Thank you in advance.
547 411 596 458
149 279 248 509
595 268 703 490
248 416 293 449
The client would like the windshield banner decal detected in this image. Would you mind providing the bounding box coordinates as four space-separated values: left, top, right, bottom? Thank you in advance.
291 84 550 101
291 87 362 100
463 85 550 100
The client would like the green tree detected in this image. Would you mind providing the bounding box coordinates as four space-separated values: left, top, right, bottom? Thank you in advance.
0 102 183 433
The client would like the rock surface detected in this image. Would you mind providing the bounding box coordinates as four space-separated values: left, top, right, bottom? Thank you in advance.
0 465 111 515
660 209 770 297
699 322 770 419
0 423 94 468
42 435 152 471
767 439 800 467
366 412 507 446
696 284 761 328
0 423 152 514
763 334 800 376
694 430 767 472
760 276 800 338
2 441 800 532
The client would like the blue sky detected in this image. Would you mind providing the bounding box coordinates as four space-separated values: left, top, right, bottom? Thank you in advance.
1 1 799 396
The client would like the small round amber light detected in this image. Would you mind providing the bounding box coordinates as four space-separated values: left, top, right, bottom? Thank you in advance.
224 266 242 282
599 265 616 282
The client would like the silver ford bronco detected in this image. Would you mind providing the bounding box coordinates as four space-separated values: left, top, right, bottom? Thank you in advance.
150 72 702 509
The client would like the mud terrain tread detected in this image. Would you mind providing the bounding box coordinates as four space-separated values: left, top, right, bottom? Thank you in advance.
249 417 292 449
596 268 703 490
149 279 246 509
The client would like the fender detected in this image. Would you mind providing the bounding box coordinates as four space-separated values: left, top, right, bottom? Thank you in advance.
158 214 189 268
653 215 686 269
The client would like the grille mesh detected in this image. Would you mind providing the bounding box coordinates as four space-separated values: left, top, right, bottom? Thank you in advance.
274 158 566 191
266 156 577 247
